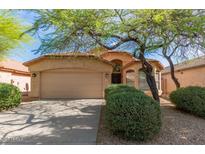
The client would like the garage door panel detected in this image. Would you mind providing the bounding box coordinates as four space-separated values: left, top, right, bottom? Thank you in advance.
41 71 103 98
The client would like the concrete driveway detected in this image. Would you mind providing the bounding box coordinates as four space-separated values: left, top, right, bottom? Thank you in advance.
0 99 103 145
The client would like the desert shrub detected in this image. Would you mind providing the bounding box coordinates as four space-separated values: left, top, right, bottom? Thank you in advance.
0 83 21 111
105 85 161 141
170 86 205 118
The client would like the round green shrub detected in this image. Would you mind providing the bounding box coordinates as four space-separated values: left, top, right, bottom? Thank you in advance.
0 83 21 111
105 90 161 141
105 84 144 100
170 86 205 118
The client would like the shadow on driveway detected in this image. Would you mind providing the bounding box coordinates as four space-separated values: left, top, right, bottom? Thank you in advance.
0 99 103 145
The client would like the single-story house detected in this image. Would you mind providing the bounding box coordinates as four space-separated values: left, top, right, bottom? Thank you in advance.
24 51 163 99
0 59 31 92
161 56 205 95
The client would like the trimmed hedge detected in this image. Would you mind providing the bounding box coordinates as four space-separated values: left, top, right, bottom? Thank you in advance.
105 84 144 100
0 83 21 111
105 84 161 141
170 86 205 118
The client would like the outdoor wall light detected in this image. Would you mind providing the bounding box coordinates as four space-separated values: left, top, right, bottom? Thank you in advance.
32 73 37 77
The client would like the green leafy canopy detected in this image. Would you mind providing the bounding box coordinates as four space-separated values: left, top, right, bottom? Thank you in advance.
26 10 171 54
0 11 31 59
26 10 205 57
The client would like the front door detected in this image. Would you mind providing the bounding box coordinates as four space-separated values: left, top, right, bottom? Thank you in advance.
112 73 121 84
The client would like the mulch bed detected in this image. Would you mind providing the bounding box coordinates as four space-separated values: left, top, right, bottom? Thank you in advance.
97 99 205 145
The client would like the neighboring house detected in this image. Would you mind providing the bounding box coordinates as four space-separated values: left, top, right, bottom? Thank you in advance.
0 59 31 92
24 51 163 99
161 56 205 95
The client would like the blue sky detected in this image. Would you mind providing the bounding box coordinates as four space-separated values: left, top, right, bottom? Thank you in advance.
8 10 170 67
8 11 41 62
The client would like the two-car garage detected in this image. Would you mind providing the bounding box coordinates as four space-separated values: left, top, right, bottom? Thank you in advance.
40 71 103 99
24 54 113 99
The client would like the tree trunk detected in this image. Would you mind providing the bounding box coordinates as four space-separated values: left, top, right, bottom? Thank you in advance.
166 57 180 89
138 51 160 102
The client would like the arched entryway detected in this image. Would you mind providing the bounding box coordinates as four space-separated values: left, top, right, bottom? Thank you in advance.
111 59 122 84
126 69 135 86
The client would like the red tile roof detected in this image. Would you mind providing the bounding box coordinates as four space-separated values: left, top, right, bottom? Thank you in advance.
162 56 205 74
123 58 164 70
23 52 113 66
0 59 29 74
24 51 164 70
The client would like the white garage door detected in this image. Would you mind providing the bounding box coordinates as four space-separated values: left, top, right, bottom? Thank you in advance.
41 71 103 98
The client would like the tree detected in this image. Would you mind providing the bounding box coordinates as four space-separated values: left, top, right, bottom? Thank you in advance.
25 9 166 102
0 11 30 60
152 10 205 89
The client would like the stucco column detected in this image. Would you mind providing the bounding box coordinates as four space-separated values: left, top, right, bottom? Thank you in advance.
159 71 161 91
29 72 40 98
102 72 111 98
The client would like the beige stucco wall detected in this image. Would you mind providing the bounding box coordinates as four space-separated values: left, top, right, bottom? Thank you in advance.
123 62 162 95
101 52 162 95
101 52 134 67
162 66 205 95
28 57 113 98
27 53 163 98
122 62 141 87
0 71 31 92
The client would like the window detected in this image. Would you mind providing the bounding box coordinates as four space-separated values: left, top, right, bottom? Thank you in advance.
126 70 135 86
155 70 160 90
139 70 149 90
10 79 14 85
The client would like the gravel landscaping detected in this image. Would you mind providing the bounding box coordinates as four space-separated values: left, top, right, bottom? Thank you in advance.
97 98 205 144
